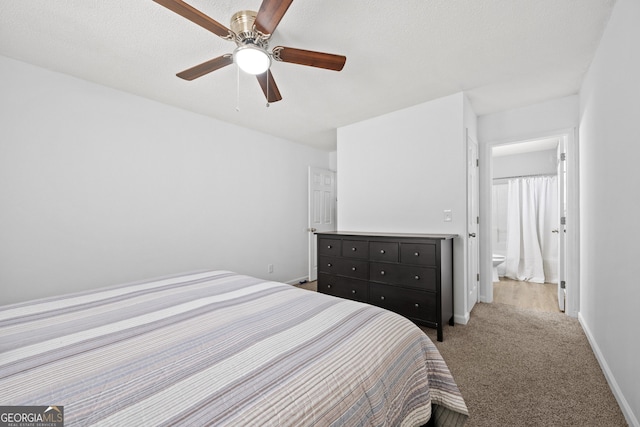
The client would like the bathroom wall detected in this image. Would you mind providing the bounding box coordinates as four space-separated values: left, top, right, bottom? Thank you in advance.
493 148 557 179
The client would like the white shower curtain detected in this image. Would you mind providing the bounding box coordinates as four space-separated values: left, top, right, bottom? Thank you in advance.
504 176 559 284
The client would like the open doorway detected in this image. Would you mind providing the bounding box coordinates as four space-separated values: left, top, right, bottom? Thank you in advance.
490 137 564 313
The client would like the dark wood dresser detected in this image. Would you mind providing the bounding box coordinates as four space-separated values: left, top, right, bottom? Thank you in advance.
316 231 455 341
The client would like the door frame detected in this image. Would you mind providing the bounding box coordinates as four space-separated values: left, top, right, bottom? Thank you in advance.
479 127 579 317
557 137 567 312
466 131 480 313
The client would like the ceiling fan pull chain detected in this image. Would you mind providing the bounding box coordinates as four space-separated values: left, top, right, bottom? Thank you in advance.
236 65 240 112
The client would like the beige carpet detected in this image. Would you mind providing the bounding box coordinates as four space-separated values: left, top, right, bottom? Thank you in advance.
420 303 627 426
294 282 628 426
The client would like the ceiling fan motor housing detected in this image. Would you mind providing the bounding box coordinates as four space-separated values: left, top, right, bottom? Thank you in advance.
230 10 269 49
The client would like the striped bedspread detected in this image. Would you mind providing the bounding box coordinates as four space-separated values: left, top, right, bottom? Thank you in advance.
0 270 468 426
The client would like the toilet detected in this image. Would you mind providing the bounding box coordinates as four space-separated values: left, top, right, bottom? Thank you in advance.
492 254 505 282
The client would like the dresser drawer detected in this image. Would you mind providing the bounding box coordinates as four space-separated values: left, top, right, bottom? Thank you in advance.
319 257 368 279
369 241 399 262
369 283 437 323
400 242 437 266
318 274 368 303
318 256 340 274
342 239 369 259
318 238 341 256
336 259 369 280
369 262 437 291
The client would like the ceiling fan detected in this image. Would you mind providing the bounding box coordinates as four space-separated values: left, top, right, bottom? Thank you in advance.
153 0 347 103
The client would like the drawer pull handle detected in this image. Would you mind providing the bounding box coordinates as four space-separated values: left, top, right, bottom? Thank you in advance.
352 267 357 271
327 263 332 267
327 245 332 249
380 271 385 276
380 296 385 300
380 249 386 254
414 275 420 280
327 284 332 289
351 290 356 294
351 247 357 251
414 252 420 256
415 303 419 308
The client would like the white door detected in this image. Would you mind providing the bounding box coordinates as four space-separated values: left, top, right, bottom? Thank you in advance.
467 134 480 311
308 167 336 281
557 139 567 312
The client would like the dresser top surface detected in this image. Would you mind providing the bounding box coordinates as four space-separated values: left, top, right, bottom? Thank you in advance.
315 231 457 240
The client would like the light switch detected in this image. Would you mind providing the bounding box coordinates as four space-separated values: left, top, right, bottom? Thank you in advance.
443 210 452 222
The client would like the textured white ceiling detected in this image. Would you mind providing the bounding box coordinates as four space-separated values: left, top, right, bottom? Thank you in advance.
0 0 616 150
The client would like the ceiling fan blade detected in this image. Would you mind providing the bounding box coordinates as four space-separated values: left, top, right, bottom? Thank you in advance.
256 71 283 103
176 55 233 80
272 46 346 71
153 0 233 39
254 0 293 35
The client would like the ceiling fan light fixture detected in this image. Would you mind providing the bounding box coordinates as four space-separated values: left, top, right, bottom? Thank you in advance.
234 44 271 75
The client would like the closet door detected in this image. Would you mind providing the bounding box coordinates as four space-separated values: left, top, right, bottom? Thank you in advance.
308 167 336 281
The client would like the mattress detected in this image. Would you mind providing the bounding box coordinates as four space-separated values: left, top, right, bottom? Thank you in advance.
0 270 468 426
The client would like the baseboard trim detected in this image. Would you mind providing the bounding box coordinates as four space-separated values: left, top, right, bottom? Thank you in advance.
579 312 639 427
454 312 470 325
479 293 493 303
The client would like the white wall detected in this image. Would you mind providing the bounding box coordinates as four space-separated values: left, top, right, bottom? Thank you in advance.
478 95 579 144
337 92 474 323
492 149 557 179
338 93 466 233
578 0 640 424
0 56 330 305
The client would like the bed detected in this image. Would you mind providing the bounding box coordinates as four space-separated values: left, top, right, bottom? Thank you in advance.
0 270 468 426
